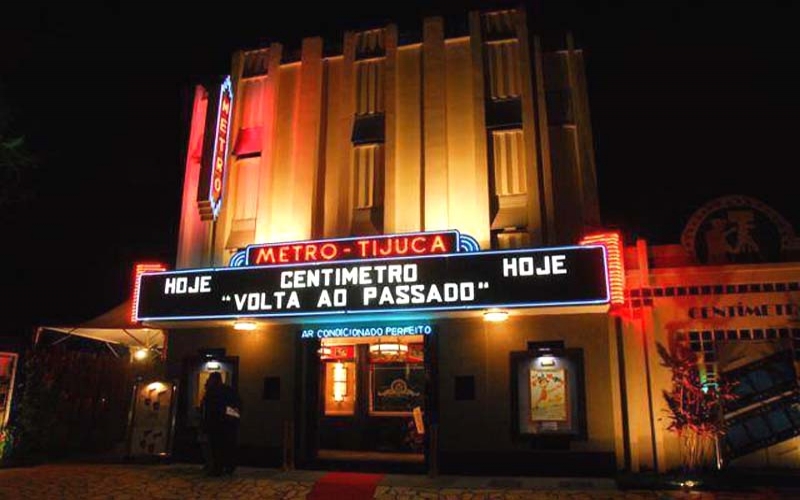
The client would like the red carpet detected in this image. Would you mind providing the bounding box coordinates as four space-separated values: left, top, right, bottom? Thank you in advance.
307 472 385 500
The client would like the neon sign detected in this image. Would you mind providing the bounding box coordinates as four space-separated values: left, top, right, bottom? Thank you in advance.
580 231 624 307
131 263 167 322
301 324 432 339
246 231 460 266
198 76 233 221
134 245 609 321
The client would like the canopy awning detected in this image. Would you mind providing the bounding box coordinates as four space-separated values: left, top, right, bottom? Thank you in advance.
38 300 164 349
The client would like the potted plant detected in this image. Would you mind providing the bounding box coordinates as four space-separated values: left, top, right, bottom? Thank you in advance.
657 342 735 485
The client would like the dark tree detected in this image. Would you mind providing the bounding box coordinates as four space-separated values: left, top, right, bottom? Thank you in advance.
0 91 36 209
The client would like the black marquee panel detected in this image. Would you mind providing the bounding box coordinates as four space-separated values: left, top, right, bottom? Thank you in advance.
135 246 609 321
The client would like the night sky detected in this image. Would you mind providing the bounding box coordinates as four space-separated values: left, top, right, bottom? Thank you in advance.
1 1 798 337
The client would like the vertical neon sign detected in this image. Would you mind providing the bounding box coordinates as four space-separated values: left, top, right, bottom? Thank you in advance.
197 76 234 221
580 231 625 307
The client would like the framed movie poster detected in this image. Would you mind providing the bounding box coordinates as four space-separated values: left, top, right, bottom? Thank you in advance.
511 348 587 440
126 379 178 458
529 369 568 422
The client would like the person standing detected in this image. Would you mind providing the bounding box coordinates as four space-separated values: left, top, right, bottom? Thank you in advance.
200 371 241 476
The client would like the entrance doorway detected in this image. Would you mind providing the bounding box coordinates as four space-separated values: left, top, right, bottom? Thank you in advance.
317 336 426 463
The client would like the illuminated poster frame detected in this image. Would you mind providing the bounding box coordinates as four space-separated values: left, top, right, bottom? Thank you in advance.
135 244 610 321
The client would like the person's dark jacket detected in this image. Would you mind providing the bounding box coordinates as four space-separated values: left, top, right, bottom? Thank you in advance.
201 384 242 432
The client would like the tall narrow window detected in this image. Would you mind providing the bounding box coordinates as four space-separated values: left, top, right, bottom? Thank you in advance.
355 59 384 116
353 144 384 209
492 129 526 197
490 129 529 245
350 144 384 235
322 344 356 416
486 40 522 101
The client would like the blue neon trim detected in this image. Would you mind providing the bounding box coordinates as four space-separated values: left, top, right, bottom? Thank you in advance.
229 250 247 267
244 229 462 266
458 234 480 252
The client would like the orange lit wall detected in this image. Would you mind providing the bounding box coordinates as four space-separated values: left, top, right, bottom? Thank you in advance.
176 9 599 267
176 86 211 268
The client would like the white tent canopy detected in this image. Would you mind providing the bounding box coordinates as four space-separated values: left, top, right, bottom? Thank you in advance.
38 301 164 349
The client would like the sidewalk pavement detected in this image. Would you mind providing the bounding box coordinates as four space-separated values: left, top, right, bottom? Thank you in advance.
0 462 793 499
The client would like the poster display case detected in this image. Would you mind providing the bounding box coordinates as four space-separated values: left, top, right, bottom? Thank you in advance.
126 379 178 458
510 348 587 440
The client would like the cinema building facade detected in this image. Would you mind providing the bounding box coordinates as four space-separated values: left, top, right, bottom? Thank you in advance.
130 7 800 474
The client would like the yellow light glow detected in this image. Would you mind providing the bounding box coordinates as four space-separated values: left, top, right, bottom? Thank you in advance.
233 320 257 331
332 362 347 402
483 309 509 322
146 382 165 392
133 348 149 361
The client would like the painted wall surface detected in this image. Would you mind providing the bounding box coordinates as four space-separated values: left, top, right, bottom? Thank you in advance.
436 314 618 454
166 326 297 452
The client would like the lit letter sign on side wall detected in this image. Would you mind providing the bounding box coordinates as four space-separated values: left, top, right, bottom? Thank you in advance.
135 245 610 321
197 76 234 221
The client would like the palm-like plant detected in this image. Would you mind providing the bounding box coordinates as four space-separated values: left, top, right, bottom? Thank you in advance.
657 342 736 472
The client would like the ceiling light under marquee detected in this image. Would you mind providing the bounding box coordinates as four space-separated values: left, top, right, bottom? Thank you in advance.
483 309 509 322
233 320 257 331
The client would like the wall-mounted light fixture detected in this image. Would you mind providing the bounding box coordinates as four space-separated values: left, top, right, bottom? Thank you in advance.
146 381 166 392
332 362 348 402
483 309 509 322
233 319 257 331
205 360 221 370
538 356 556 367
369 342 409 356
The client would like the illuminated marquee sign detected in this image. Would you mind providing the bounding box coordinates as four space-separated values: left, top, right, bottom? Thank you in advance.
246 231 461 266
197 76 234 221
135 245 609 321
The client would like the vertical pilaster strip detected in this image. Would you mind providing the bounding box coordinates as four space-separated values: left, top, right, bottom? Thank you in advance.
176 85 211 269
293 37 324 241
563 33 587 233
567 33 601 228
254 43 283 243
531 35 556 244
341 32 357 235
468 12 491 249
515 9 544 246
422 17 449 231
393 44 423 233
383 25 398 234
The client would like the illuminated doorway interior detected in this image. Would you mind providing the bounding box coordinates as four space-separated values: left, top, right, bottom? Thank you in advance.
318 335 426 461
